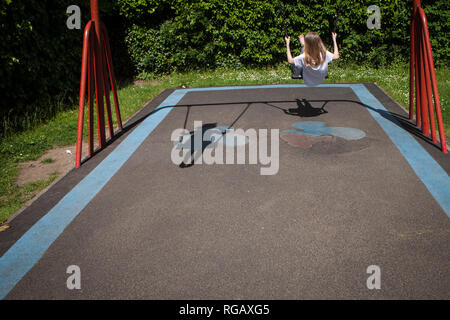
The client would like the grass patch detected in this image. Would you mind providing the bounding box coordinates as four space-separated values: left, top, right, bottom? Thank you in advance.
0 63 448 224
0 171 59 223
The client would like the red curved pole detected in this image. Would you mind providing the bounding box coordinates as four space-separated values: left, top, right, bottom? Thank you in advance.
417 22 429 136
409 0 420 120
414 15 421 127
99 29 114 139
88 31 95 156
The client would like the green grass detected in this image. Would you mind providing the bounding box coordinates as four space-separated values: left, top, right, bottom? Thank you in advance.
0 170 59 223
0 63 448 224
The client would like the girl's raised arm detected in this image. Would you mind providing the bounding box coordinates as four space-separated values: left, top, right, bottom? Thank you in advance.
285 36 295 65
332 32 339 60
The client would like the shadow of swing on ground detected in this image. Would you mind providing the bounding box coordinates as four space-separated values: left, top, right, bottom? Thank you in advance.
178 122 217 168
282 99 328 117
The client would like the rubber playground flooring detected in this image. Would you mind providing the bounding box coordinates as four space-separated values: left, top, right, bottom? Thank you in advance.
0 83 449 299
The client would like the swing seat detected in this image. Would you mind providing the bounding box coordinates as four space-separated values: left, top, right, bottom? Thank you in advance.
290 64 303 79
290 65 330 80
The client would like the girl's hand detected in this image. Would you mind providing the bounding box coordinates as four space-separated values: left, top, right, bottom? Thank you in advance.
332 32 337 40
285 36 290 45
299 34 305 47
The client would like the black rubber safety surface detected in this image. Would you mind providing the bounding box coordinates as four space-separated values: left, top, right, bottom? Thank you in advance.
1 83 449 299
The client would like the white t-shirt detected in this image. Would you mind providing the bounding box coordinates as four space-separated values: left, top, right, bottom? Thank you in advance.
294 51 333 86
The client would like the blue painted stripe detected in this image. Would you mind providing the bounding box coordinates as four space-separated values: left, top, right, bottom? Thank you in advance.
351 83 450 216
0 90 186 299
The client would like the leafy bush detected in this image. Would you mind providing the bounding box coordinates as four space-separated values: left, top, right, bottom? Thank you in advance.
423 0 450 65
119 0 448 77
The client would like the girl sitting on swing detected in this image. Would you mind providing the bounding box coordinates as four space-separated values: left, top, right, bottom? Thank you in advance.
285 32 339 86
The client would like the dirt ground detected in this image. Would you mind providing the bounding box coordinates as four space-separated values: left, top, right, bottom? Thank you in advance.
18 146 75 186
17 141 97 186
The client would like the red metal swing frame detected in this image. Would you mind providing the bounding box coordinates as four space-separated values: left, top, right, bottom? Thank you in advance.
75 0 123 168
409 0 447 153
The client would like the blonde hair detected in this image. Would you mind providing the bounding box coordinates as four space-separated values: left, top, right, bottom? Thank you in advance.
303 32 327 67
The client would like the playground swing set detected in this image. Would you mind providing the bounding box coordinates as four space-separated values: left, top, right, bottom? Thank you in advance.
75 0 447 168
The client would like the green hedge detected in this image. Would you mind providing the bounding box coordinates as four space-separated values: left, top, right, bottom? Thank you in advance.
0 0 448 136
120 0 449 77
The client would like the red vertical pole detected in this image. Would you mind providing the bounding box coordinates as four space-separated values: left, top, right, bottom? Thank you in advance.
409 19 415 120
88 32 95 156
414 17 421 127
409 2 418 120
91 0 106 147
420 30 436 142
90 0 100 21
101 23 123 130
418 23 430 136
92 24 107 147
102 62 115 139
413 1 421 15
76 22 93 168
98 22 115 139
